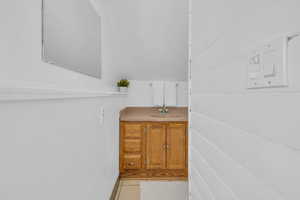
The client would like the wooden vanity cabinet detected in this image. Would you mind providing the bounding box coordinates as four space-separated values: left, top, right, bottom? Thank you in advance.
120 122 188 180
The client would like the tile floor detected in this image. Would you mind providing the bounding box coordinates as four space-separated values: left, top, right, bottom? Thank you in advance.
115 180 140 200
115 180 188 200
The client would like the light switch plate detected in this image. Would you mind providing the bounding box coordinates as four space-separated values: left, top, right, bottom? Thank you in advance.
247 36 288 89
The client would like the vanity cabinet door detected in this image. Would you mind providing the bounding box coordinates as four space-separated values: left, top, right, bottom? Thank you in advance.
166 123 187 170
146 123 167 169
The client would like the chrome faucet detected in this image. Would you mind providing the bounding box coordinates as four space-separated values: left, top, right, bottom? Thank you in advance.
158 104 168 113
158 81 169 113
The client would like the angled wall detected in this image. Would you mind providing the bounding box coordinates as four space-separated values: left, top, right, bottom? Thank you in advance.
95 0 188 81
190 0 300 200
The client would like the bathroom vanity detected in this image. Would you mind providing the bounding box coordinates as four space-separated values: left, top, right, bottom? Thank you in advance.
119 107 188 180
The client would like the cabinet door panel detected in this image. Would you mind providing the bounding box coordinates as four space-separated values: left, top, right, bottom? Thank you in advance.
167 123 187 169
146 124 166 169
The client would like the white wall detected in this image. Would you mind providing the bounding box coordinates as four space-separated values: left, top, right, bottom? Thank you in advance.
0 0 122 90
0 1 125 200
0 97 124 200
95 0 189 81
126 80 188 107
190 0 300 200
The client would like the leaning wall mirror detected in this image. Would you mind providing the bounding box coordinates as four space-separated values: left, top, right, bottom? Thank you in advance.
42 0 101 79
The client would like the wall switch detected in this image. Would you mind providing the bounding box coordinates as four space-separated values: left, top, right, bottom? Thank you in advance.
247 36 288 89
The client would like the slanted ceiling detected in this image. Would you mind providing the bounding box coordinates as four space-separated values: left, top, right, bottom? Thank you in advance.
95 0 188 81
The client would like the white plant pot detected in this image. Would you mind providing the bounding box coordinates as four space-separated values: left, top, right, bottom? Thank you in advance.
119 87 128 93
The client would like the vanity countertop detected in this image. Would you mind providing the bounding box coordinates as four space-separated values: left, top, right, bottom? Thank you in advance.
120 107 188 122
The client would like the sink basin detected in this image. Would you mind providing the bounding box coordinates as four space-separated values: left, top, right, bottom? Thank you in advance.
150 114 182 118
120 107 188 122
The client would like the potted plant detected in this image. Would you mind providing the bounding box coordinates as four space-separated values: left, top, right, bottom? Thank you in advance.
117 79 130 93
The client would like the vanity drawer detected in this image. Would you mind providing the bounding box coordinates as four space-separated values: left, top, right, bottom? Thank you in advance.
123 154 142 169
123 123 144 138
124 139 142 153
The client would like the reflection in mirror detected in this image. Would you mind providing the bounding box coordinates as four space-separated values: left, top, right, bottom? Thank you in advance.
42 0 101 79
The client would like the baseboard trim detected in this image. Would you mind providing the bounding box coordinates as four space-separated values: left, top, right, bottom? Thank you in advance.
109 176 121 200
120 169 188 180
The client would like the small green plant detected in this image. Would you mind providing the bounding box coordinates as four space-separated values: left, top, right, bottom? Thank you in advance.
117 79 130 87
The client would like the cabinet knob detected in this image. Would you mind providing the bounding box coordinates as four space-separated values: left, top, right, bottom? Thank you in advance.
128 162 134 166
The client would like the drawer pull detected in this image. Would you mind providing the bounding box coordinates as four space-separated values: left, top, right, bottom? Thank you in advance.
128 162 135 166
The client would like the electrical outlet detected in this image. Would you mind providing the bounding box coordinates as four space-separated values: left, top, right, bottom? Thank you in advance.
99 107 104 125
